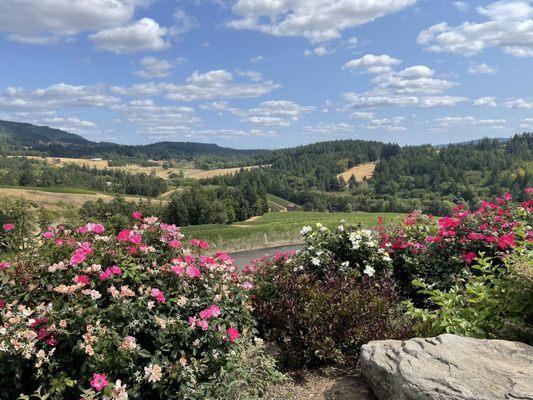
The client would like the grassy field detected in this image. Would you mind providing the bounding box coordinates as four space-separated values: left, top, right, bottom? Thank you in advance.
337 162 376 182
181 211 405 252
267 193 301 211
24 156 265 180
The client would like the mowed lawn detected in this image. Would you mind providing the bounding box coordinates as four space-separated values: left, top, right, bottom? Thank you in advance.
181 211 405 252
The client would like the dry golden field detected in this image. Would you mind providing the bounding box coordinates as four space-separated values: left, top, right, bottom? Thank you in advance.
24 156 264 180
0 188 145 211
337 162 376 182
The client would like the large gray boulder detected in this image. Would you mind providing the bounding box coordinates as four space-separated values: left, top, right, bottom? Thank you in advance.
359 334 533 400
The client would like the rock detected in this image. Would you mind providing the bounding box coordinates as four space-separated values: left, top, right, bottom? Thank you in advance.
359 334 533 400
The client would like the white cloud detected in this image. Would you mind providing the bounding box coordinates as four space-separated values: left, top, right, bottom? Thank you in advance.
343 54 402 74
343 92 467 109
113 100 199 129
435 116 506 127
0 0 144 43
166 70 281 102
304 46 332 57
302 122 356 135
250 55 266 63
504 98 533 109
134 57 183 79
418 1 533 57
468 63 497 74
172 9 199 35
364 116 406 131
244 116 291 127
89 18 169 54
342 57 464 110
453 1 469 12
112 70 281 101
373 65 457 94
474 96 498 107
244 100 315 126
228 0 417 43
351 111 374 120
346 37 359 48
0 83 120 111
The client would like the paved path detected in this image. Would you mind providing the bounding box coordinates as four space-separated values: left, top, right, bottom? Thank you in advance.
229 243 304 267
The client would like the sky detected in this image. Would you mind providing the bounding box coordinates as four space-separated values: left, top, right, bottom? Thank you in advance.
0 0 532 149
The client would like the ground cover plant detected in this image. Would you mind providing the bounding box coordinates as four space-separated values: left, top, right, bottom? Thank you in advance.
0 214 281 400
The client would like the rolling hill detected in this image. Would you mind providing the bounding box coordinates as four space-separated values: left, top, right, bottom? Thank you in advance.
0 119 266 166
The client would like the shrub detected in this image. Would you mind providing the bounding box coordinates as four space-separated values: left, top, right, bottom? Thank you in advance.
406 251 533 344
0 197 34 252
0 216 280 400
381 192 533 298
248 224 412 368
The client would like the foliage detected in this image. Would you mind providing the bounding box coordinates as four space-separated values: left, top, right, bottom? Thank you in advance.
381 191 533 298
165 185 268 226
406 251 533 344
79 197 165 233
0 216 280 400
205 134 533 214
248 224 412 368
0 197 35 252
0 156 168 197
180 211 403 252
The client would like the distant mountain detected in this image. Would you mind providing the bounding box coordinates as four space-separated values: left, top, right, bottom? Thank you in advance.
0 120 266 167
0 120 91 147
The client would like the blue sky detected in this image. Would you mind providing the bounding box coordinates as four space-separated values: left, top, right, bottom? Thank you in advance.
0 0 532 149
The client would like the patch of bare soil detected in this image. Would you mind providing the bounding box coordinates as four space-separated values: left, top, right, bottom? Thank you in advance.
269 367 376 400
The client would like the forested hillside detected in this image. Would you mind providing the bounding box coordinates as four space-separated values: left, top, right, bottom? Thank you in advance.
205 134 532 214
0 156 168 197
0 120 266 168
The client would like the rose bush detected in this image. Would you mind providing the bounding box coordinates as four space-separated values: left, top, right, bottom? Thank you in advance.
381 192 533 298
0 215 280 400
248 224 412 368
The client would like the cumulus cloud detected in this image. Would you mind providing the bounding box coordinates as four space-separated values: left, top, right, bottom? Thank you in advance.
302 122 356 135
304 46 333 57
89 18 170 54
244 100 315 126
418 0 533 57
172 9 199 35
363 116 406 131
453 1 469 12
435 116 506 127
0 0 144 43
504 98 533 109
468 63 498 74
227 0 417 43
373 65 457 94
167 70 281 101
343 54 402 74
474 96 498 107
0 83 120 111
351 111 375 120
134 57 183 79
342 58 464 110
112 70 281 101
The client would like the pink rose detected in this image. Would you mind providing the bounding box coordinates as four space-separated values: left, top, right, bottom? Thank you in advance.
76 275 90 285
226 327 240 342
2 223 14 231
90 373 108 391
132 211 142 220
186 266 201 279
43 231 54 239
